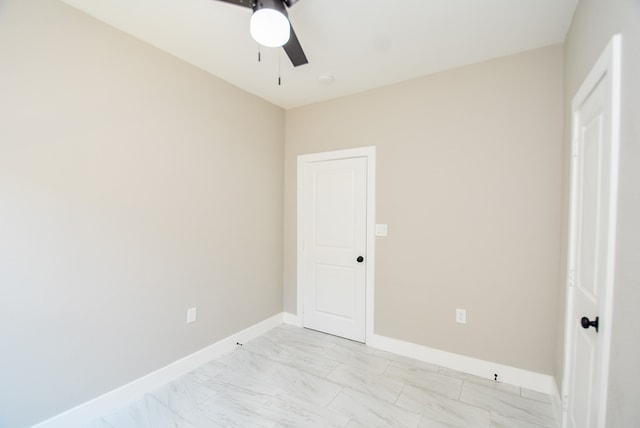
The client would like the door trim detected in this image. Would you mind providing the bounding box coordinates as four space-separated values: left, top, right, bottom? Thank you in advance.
297 146 376 342
561 34 621 428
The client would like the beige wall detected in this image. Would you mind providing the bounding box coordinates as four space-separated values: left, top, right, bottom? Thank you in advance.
0 1 284 427
285 45 564 375
560 0 640 425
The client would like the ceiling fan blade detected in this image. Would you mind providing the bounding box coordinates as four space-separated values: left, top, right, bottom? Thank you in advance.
214 0 253 9
283 0 300 7
283 23 308 67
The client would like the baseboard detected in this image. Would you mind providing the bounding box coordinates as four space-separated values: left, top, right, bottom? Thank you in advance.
550 377 563 428
367 333 555 394
282 311 302 327
33 313 285 428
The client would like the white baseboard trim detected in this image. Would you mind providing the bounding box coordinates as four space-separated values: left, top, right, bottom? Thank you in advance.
550 377 563 428
282 312 302 327
367 333 555 394
33 313 284 428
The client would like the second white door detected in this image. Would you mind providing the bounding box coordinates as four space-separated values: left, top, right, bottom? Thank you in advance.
563 35 620 428
301 156 367 342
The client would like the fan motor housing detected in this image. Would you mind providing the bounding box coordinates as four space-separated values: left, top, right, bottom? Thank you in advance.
253 0 288 17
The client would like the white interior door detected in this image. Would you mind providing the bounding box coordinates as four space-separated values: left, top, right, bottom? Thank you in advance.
301 156 367 342
563 35 621 428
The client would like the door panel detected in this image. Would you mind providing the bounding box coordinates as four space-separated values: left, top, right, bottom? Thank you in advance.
314 169 357 249
570 329 596 428
314 264 355 318
576 115 603 300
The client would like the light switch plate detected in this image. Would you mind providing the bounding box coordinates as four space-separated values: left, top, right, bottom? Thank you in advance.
456 308 466 324
187 307 197 324
375 224 388 236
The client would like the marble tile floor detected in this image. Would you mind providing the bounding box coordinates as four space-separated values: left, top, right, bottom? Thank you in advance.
84 325 557 428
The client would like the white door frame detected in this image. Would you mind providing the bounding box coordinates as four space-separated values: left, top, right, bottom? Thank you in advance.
561 34 622 428
297 146 376 342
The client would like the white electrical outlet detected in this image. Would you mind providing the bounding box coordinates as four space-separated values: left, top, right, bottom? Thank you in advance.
187 307 197 324
456 308 467 324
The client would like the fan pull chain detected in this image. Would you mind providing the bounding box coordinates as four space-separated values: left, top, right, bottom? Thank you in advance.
258 45 261 62
278 50 282 86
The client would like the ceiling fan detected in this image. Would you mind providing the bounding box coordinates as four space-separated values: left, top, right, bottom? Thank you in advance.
215 0 309 67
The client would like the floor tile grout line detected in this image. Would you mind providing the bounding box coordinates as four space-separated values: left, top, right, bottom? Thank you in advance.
457 379 465 400
324 361 343 380
145 392 194 425
241 341 345 379
325 385 346 409
392 381 409 406
489 410 557 428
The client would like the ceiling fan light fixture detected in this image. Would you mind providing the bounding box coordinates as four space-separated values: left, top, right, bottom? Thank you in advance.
250 7 290 47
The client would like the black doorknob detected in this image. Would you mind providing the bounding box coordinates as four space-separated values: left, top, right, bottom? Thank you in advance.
581 316 599 332
356 256 364 263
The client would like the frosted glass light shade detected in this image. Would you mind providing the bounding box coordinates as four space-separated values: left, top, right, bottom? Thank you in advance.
250 8 290 47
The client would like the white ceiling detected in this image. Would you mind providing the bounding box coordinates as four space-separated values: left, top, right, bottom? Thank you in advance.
60 0 577 109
